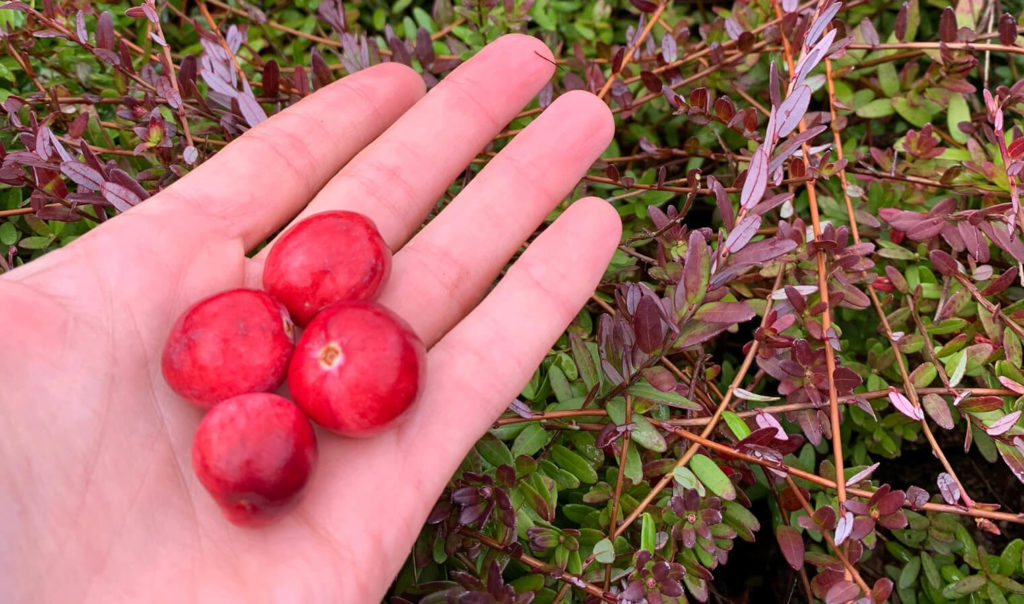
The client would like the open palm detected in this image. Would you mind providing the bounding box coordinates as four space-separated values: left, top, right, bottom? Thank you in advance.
0 35 620 602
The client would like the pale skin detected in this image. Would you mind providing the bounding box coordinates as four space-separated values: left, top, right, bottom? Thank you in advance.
0 35 620 602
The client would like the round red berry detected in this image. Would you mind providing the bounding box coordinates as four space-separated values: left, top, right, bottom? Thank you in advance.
288 302 425 436
262 211 391 326
191 393 317 527
162 289 295 408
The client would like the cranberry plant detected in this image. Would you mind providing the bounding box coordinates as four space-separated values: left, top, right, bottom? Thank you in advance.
3 0 1024 602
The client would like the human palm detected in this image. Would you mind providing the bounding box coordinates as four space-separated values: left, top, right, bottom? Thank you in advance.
0 35 620 601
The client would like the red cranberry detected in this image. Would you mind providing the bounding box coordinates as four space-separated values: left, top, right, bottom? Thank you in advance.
288 302 425 436
162 289 294 408
191 393 317 527
262 211 391 326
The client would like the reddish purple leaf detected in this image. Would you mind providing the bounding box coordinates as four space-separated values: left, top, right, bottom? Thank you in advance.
1000 13 1017 46
812 505 837 530
633 295 665 354
724 18 743 41
754 410 787 440
60 161 105 191
661 33 677 62
845 462 879 486
68 113 89 139
998 376 1024 395
236 89 267 127
143 2 159 23
860 18 880 45
769 61 782 108
639 70 662 93
724 214 761 252
125 6 146 18
939 7 957 43
178 55 198 93
692 301 755 324
775 525 804 570
936 472 961 505
834 511 853 545
710 177 733 231
960 396 1006 413
888 390 923 420
262 60 280 97
100 181 141 212
825 580 861 604
999 440 1024 485
676 321 731 349
310 47 333 90
415 27 434 67
774 85 811 139
740 146 769 210
922 393 954 430
986 410 1021 436
96 11 114 50
75 10 87 44
906 485 929 509
872 578 894 603
807 1 842 47
833 367 862 393
629 0 657 12
769 126 826 173
928 249 958 276
683 231 709 307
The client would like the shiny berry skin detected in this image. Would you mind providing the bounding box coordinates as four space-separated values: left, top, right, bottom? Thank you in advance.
161 289 295 408
191 393 317 527
262 211 391 326
288 301 425 436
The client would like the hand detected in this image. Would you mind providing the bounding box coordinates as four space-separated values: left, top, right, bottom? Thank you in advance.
0 35 619 601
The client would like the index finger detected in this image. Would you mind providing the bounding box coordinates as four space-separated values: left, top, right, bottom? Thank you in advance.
135 62 426 249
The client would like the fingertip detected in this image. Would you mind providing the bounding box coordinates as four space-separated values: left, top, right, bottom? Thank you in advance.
487 33 556 80
349 60 427 99
554 90 616 149
568 196 623 251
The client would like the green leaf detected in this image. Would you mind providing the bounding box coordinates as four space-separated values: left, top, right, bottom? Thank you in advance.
549 444 598 484
593 538 615 563
606 397 626 425
722 500 760 541
623 443 643 485
569 333 599 390
990 574 1024 594
948 350 967 387
722 410 751 439
641 512 656 552
0 221 18 246
893 97 934 128
1000 539 1023 576
512 423 552 457
899 557 922 589
689 454 736 500
627 381 700 410
910 363 937 389
948 93 970 144
548 365 572 402
942 575 987 598
921 552 941 589
630 416 667 452
878 62 900 96
855 98 894 118
475 433 514 467
673 466 704 494
905 0 920 41
18 235 53 250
